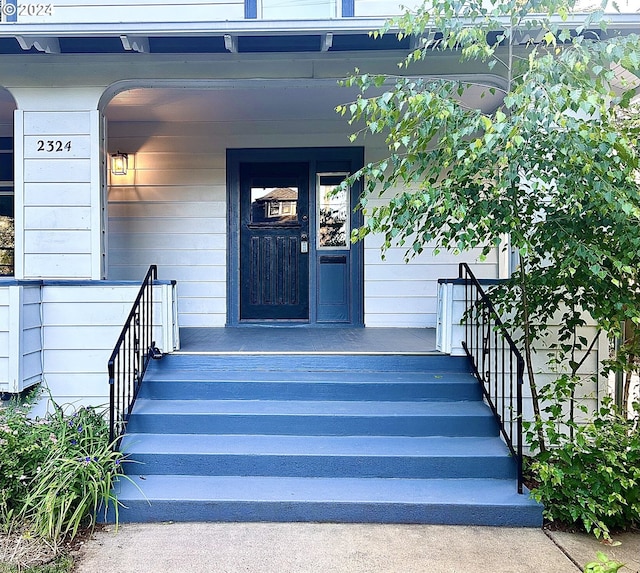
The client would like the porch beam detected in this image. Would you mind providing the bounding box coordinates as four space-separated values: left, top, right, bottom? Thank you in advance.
609 63 640 99
120 35 150 53
16 35 60 53
224 34 238 53
321 32 333 52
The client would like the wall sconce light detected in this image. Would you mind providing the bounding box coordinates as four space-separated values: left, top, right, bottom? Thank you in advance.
110 152 129 176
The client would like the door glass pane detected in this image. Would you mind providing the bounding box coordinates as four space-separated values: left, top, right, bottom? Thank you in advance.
251 186 298 224
318 173 349 249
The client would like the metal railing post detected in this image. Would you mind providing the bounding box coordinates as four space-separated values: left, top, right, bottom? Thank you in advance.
108 265 159 446
458 262 525 493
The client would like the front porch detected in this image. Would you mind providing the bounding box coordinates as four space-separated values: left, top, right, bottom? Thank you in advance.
177 327 438 354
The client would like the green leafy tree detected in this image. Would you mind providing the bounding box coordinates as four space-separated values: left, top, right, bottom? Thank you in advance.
338 0 640 452
0 215 14 275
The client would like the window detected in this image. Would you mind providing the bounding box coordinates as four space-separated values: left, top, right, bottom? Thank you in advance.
0 137 13 276
251 186 299 224
317 173 349 249
245 0 353 18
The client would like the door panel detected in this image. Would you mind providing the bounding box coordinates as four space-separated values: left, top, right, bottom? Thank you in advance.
240 162 309 321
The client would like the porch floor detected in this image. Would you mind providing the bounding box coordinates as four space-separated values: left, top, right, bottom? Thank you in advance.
177 327 438 354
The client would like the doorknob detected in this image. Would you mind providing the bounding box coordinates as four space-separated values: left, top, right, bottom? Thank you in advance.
301 233 309 254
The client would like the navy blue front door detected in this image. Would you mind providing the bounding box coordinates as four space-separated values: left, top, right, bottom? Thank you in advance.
240 162 310 321
228 148 364 327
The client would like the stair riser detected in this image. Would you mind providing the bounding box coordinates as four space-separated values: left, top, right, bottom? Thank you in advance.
126 414 499 437
138 381 482 402
124 453 516 479
150 354 473 373
109 500 542 527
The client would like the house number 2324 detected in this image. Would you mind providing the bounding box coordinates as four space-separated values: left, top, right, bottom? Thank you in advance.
37 140 72 152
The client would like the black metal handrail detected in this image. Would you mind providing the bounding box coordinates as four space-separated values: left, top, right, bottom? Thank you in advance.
108 265 158 444
459 263 524 493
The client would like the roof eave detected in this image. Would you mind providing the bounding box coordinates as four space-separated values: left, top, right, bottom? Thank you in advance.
0 13 637 39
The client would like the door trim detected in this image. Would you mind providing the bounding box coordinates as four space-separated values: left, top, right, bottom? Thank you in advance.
226 147 364 327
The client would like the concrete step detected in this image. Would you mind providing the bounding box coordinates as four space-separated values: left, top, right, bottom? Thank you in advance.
120 434 516 479
138 371 481 402
125 399 499 437
146 353 473 373
111 475 542 527
106 351 542 528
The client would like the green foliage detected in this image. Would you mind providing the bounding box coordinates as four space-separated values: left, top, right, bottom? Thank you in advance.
341 0 640 537
0 555 74 573
339 0 640 453
0 390 127 543
0 392 50 527
529 400 640 540
584 552 625 573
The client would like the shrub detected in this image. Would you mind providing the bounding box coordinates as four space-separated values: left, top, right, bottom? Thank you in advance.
0 391 50 527
0 389 127 543
529 400 640 539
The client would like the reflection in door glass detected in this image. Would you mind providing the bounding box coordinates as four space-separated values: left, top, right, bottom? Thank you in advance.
251 187 298 224
318 174 349 249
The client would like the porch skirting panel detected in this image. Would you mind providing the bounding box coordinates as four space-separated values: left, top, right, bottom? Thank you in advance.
0 280 178 407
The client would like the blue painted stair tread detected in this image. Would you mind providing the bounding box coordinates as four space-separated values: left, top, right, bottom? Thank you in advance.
129 399 496 416
112 476 542 526
119 434 517 479
147 353 472 372
121 434 510 456
105 352 542 527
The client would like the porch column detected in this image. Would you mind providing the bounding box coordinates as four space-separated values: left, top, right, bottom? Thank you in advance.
11 89 104 280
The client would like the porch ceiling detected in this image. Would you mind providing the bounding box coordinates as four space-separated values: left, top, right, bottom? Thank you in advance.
104 78 507 123
105 83 360 123
102 66 640 124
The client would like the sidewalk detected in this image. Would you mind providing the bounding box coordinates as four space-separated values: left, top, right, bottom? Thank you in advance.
72 522 640 573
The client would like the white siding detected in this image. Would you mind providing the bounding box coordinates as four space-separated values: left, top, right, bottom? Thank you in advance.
8 0 244 25
40 283 177 407
108 122 228 327
354 0 423 16
0 284 42 394
107 117 499 327
437 281 608 435
16 110 102 280
0 281 177 401
107 118 364 327
4 0 411 25
365 235 498 327
0 287 12 391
